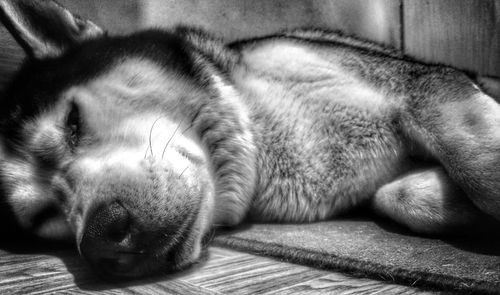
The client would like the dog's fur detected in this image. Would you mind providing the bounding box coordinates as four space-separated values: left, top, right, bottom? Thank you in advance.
1 0 499 278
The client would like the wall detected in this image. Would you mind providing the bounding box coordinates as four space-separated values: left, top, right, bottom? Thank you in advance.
139 0 401 47
404 0 500 77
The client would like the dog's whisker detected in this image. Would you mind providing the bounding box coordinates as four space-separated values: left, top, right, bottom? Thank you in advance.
145 116 163 159
184 109 201 135
161 120 182 159
181 124 193 134
178 165 189 178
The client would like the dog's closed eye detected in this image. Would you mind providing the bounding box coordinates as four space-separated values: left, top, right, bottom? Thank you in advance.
66 101 82 149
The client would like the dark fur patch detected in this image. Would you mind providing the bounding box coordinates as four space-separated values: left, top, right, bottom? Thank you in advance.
0 170 22 234
0 29 203 148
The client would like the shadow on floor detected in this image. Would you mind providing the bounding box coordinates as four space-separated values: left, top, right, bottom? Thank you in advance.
0 234 213 291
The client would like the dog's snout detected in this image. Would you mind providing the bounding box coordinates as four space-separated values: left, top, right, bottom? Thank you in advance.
93 202 130 241
80 201 141 277
77 173 204 278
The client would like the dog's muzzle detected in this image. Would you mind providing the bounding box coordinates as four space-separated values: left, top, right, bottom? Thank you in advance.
75 161 208 279
79 199 188 278
80 201 139 276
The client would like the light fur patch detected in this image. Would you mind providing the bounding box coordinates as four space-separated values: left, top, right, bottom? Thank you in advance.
440 93 500 141
206 71 257 225
237 40 391 113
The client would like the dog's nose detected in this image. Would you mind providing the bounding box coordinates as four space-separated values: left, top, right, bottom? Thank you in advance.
80 201 141 276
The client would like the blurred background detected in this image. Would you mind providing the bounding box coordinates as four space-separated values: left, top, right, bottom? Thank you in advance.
0 0 499 87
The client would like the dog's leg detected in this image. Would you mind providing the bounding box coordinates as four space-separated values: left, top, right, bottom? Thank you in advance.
373 167 488 235
400 70 500 221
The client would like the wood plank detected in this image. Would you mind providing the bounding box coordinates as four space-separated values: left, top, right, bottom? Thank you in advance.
267 273 435 295
183 249 433 295
0 247 433 294
200 263 327 294
182 254 274 284
0 273 75 295
57 280 223 295
0 255 66 280
404 0 500 77
207 247 250 260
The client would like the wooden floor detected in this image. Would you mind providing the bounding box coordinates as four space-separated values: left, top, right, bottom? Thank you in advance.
0 245 436 294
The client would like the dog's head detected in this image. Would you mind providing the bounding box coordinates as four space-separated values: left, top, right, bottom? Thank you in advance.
0 0 221 278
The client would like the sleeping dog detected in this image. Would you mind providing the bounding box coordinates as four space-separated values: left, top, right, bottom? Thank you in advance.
0 0 499 279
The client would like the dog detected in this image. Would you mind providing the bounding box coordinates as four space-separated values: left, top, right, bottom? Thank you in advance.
0 0 499 279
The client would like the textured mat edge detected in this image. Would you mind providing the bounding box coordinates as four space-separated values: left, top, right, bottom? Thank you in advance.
213 236 500 295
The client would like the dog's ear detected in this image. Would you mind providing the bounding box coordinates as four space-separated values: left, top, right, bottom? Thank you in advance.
0 0 104 59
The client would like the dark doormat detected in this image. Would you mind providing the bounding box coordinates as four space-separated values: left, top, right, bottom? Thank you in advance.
213 217 500 294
